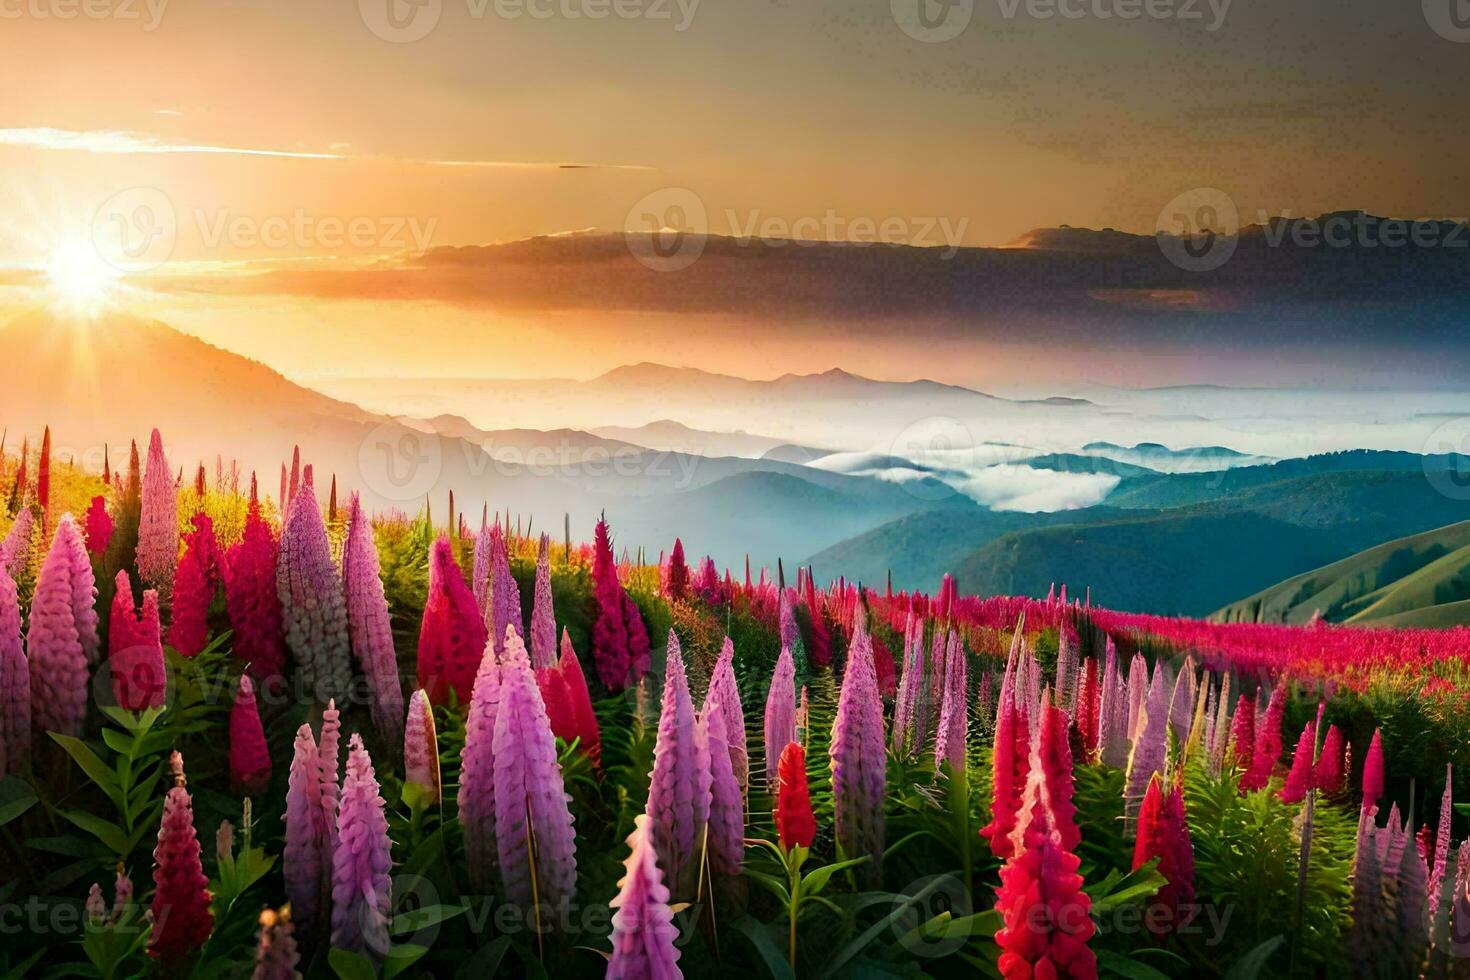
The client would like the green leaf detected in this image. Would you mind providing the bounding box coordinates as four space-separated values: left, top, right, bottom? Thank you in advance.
454 937 512 980
744 869 791 905
1086 859 1165 915
60 808 131 856
1223 936 1285 980
800 856 870 897
817 876 951 979
0 776 37 827
1096 949 1172 980
731 916 796 980
383 944 429 979
328 947 378 980
49 733 122 805
391 903 466 935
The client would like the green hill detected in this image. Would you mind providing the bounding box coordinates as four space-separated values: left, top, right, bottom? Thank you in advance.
1212 521 1470 626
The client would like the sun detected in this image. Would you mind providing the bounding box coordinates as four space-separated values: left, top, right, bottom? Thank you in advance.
44 237 121 318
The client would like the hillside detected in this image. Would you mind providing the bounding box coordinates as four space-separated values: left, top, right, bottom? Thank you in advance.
1212 521 1470 626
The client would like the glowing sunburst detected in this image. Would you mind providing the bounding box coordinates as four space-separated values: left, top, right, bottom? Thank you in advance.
44 237 121 318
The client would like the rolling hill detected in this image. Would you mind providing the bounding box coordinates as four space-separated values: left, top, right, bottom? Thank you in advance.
1212 521 1470 626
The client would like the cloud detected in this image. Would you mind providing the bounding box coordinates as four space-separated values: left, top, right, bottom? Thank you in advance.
955 464 1120 512
0 127 651 171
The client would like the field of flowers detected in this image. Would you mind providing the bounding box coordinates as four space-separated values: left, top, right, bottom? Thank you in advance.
1 427 1469 978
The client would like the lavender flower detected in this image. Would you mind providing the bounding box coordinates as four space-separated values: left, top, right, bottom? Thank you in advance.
607 814 682 980
645 629 712 900
458 638 503 889
763 644 797 789
330 735 392 962
277 478 352 703
342 494 405 746
529 535 558 669
701 635 747 803
830 611 886 883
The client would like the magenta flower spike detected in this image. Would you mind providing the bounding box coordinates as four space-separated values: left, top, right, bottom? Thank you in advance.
458 639 503 889
607 813 683 980
148 756 214 966
830 611 886 883
342 494 405 745
492 626 578 912
1054 627 1078 711
471 518 493 619
1278 720 1317 805
934 629 968 774
283 725 326 930
330 734 392 962
645 629 712 900
27 516 91 736
488 523 523 655
529 535 557 669
229 674 272 796
1362 728 1385 812
403 689 442 806
137 429 178 599
0 565 29 774
702 695 744 876
763 644 797 789
702 635 747 802
277 477 352 704
0 508 33 583
1429 765 1453 923
1124 664 1169 835
892 613 926 758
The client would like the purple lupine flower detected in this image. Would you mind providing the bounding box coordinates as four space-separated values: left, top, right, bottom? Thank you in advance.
0 508 33 583
1207 675 1233 776
330 734 392 962
317 701 341 860
1125 653 1149 743
471 517 493 619
830 610 886 883
607 813 682 980
778 588 799 651
0 565 28 774
342 494 404 746
403 689 441 806
702 695 744 877
1429 765 1453 923
934 630 968 774
1054 626 1078 712
27 516 90 736
701 635 747 803
645 630 712 900
1124 665 1170 835
51 512 99 665
1168 658 1196 747
892 613 926 758
252 908 301 980
137 429 178 599
529 535 557 669
277 478 352 703
488 523 522 655
1097 639 1128 768
458 639 503 889
763 644 797 789
926 626 946 736
493 626 578 912
283 725 326 930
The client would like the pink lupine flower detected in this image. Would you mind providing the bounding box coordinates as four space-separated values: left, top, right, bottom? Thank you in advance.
471 516 493 617
83 495 113 557
287 447 300 511
493 627 578 912
558 629 602 767
36 427 50 533
277 478 352 703
1429 765 1453 923
702 695 744 877
1362 728 1384 812
666 538 689 602
1278 720 1317 805
528 535 557 669
137 429 178 599
252 908 301 980
229 674 272 795
149 756 214 966
223 497 286 688
982 641 1030 861
993 699 1095 980
763 644 797 789
86 882 106 925
829 612 886 883
607 813 682 980
591 519 633 691
1124 665 1169 834
403 689 441 806
802 573 831 669
50 513 100 665
1167 659 1196 747
1075 657 1100 760
934 630 968 774
1241 684 1284 792
488 523 523 655
646 630 712 900
1132 774 1195 935
701 635 746 801
317 701 342 859
27 517 91 736
342 494 404 744
417 535 488 706
1054 627 1078 711
1097 642 1130 768
1315 723 1345 795
168 515 219 657
892 614 926 758
109 570 166 711
1125 653 1148 743
283 725 326 930
330 734 392 962
459 639 503 889
0 507 33 582
0 565 28 774
1229 693 1255 774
